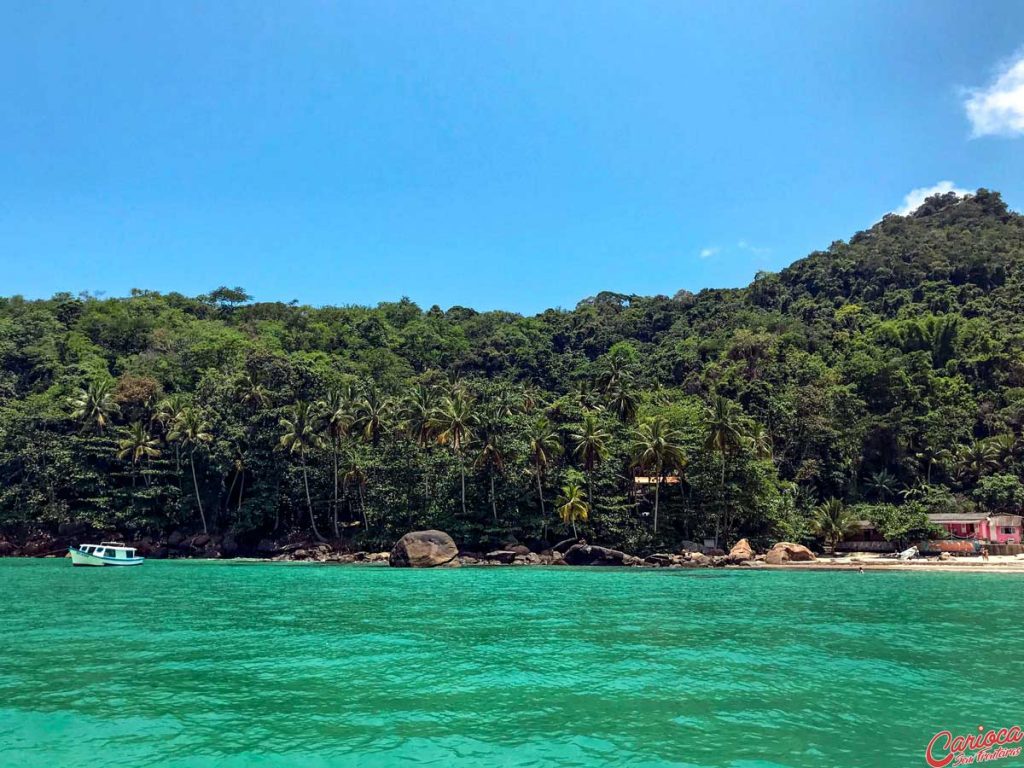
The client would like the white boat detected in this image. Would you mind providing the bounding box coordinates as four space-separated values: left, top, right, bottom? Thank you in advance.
68 541 144 567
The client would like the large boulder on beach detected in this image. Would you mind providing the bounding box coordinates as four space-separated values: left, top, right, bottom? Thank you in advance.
728 538 755 562
389 530 460 568
765 542 816 565
563 543 631 566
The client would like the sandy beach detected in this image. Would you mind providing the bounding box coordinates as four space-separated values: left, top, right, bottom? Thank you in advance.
765 553 1024 574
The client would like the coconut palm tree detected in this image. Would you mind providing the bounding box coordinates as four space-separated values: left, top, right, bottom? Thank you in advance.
527 416 562 528
68 379 121 433
571 411 610 513
238 372 270 410
117 421 161 497
474 404 507 522
812 497 859 553
989 433 1022 471
278 401 326 542
318 389 353 538
556 483 590 539
607 384 638 423
866 468 900 501
631 417 686 533
343 452 370 533
355 387 393 447
914 444 952 485
402 383 440 512
704 396 747 544
430 390 477 517
168 408 214 534
955 440 999 483
746 421 773 461
154 393 188 476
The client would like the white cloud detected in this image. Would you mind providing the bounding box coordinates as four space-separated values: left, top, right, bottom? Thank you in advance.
895 181 969 216
964 51 1024 137
698 246 719 259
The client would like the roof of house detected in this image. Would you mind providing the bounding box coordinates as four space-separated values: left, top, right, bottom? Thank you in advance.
927 513 990 523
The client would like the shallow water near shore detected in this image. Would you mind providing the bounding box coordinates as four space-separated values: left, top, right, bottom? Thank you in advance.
1 560 1022 767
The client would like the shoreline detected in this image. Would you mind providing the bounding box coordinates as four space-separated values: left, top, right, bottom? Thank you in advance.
8 552 1024 573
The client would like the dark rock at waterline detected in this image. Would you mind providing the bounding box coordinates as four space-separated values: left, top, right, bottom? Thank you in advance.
485 550 518 564
563 543 633 566
0 540 16 556
167 530 186 547
389 530 460 568
221 533 239 557
552 538 580 554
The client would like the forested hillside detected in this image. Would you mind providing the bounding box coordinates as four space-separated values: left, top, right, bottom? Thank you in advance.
2 189 1023 554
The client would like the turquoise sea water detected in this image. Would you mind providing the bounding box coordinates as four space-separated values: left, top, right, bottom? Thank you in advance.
1 560 1022 767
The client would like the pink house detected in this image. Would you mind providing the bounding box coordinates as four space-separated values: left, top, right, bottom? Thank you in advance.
927 513 1023 544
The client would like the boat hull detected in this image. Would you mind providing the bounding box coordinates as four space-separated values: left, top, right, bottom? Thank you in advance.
68 547 145 567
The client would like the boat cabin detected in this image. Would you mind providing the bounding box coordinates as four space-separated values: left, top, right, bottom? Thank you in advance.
77 542 138 560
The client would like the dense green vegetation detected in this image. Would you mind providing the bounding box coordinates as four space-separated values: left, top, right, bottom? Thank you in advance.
3 189 1024 553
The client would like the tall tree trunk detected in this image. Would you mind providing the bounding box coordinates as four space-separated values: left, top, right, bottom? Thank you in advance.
237 472 245 514
190 449 208 534
654 472 661 534
536 467 546 520
490 471 497 522
459 452 467 516
332 441 340 538
302 455 325 542
358 483 368 532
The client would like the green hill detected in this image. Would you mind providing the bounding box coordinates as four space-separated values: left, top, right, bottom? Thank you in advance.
2 188 1023 553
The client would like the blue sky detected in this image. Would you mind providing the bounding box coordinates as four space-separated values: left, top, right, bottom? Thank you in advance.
2 1 1023 313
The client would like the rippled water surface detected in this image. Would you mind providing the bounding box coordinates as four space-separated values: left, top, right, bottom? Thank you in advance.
2 560 1023 767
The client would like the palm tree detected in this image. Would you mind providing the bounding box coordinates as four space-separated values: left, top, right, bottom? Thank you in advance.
865 468 899 501
68 379 121 433
168 408 214 534
704 396 747 544
474 405 507 522
607 384 638 423
405 384 439 448
431 390 477 517
154 394 188 477
556 483 590 539
343 452 370 533
403 383 439 512
571 411 610 513
989 433 1022 471
527 416 562 529
631 417 686 533
318 389 353 538
746 421 773 461
356 388 393 446
812 497 859 553
278 401 326 542
914 444 951 485
955 440 999 482
238 373 270 410
117 422 161 499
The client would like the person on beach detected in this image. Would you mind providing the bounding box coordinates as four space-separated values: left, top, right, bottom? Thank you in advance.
982 547 990 561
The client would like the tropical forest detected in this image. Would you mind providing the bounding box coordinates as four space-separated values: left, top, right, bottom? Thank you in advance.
2 189 1024 555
